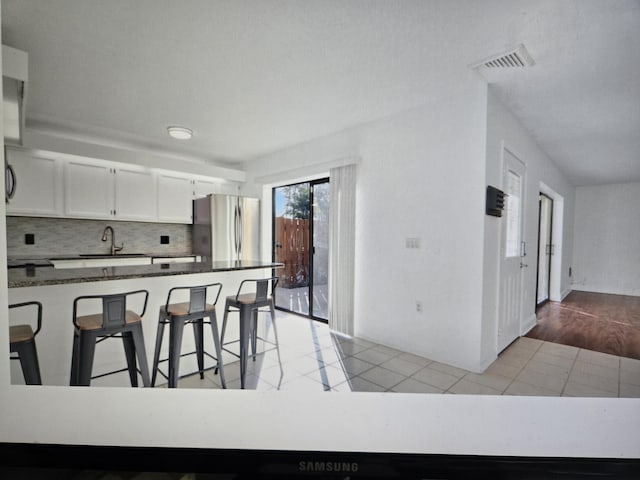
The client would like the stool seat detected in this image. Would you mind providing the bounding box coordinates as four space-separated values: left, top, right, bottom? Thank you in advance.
76 310 142 331
226 293 271 306
9 324 35 343
151 283 226 388
163 302 217 316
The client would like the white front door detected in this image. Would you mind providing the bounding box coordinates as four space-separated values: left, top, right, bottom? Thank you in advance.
497 148 527 352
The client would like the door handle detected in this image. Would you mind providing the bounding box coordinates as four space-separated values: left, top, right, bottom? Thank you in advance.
233 205 239 259
237 204 243 258
5 161 16 203
520 262 529 268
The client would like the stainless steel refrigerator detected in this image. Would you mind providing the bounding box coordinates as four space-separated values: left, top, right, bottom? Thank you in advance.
193 194 260 262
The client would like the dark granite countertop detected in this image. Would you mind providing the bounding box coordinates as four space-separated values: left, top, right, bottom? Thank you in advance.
8 260 283 288
7 253 198 266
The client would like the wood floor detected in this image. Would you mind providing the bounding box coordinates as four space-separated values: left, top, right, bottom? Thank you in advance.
527 291 640 360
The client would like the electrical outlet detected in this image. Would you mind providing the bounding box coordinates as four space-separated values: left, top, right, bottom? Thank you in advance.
416 301 423 313
406 237 421 249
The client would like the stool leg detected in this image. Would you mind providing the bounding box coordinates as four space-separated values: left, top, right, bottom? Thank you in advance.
70 330 80 385
16 340 42 385
151 315 167 386
193 318 205 379
122 331 138 387
251 308 258 361
270 300 283 374
77 331 97 386
220 300 230 345
208 312 226 389
215 301 231 375
131 324 150 387
168 316 185 388
239 304 252 389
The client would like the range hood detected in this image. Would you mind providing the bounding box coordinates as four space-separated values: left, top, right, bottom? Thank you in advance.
2 45 28 145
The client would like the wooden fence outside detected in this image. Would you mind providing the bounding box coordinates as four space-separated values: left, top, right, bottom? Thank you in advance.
274 217 310 288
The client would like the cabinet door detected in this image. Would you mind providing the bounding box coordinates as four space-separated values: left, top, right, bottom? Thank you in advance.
5 149 63 216
115 167 157 221
194 178 220 199
64 161 115 219
157 173 193 223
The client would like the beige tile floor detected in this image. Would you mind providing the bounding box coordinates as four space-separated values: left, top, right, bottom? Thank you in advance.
158 311 640 396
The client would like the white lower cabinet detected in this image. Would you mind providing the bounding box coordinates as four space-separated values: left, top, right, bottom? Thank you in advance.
5 148 63 217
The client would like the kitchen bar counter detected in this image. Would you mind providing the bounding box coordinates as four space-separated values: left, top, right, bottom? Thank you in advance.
8 260 283 288
8 259 283 386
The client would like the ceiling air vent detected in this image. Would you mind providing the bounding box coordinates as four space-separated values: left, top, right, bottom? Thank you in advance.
470 44 534 70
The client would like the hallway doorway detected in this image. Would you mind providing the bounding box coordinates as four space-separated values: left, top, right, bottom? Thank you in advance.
536 193 554 308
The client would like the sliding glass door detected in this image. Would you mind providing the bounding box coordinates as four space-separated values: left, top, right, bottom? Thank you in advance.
272 179 330 321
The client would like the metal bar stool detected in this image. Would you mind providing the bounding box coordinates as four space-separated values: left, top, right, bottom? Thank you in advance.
151 283 226 388
9 301 43 385
70 290 150 387
220 277 282 389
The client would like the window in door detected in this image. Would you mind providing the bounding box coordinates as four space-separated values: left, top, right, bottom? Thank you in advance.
505 169 522 258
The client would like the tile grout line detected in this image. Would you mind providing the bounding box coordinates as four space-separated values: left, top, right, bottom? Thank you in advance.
559 346 581 397
618 357 621 397
498 339 545 395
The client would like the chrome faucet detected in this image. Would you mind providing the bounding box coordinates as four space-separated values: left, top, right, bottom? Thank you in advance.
101 226 123 255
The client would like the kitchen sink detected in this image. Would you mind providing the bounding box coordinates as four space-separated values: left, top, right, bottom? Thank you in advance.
79 253 147 258
51 255 152 269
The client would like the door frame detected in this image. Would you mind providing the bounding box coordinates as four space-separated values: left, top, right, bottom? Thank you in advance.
535 192 554 309
538 182 566 303
271 177 330 322
496 144 527 353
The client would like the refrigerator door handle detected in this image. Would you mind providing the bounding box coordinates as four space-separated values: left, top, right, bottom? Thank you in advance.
233 204 239 259
237 202 243 258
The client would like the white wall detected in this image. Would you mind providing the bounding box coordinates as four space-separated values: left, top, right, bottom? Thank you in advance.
482 89 575 367
572 182 640 296
246 76 489 372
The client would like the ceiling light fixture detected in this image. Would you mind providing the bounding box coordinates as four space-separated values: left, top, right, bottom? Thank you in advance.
167 126 193 140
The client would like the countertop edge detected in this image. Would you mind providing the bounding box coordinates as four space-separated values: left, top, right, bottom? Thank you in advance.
8 262 284 288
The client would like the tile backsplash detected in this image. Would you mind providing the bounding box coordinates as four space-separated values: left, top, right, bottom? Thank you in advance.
6 216 192 257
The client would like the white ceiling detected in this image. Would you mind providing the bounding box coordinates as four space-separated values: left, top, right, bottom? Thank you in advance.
2 0 639 185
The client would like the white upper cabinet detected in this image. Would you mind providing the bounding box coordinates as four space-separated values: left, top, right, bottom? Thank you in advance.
5 149 63 217
193 178 220 198
6 148 233 224
194 179 240 198
65 160 158 221
114 166 157 221
157 173 193 224
64 161 115 219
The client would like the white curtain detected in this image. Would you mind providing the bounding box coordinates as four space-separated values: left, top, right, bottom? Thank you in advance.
328 164 356 335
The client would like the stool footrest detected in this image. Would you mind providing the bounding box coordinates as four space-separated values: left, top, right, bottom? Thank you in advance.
154 364 222 384
90 366 141 381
